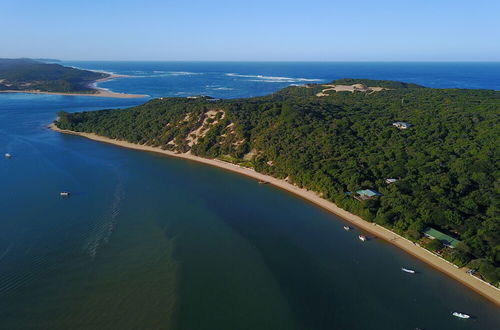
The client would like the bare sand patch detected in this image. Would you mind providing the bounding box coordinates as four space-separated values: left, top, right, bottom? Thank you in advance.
317 84 385 97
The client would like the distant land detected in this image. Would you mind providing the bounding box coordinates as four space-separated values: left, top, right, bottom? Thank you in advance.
33 58 62 63
54 79 500 302
0 58 145 98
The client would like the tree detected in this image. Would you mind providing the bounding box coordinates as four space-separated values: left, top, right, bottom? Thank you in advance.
426 239 444 252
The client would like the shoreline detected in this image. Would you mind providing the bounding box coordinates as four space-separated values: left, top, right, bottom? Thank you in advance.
0 88 147 99
0 74 148 99
49 123 500 306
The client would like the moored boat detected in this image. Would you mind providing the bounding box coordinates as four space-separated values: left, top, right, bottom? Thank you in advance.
358 235 367 242
466 269 476 275
452 312 470 319
343 225 351 231
401 267 416 274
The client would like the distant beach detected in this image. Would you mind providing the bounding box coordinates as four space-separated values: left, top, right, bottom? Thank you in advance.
49 123 500 306
0 73 148 98
0 89 147 98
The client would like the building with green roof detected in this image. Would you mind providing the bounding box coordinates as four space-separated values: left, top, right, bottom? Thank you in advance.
423 227 460 248
354 189 381 200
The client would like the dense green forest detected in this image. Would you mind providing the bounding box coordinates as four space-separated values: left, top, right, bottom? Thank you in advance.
56 79 500 285
0 58 107 93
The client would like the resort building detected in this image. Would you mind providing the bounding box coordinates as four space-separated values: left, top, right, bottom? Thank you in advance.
392 121 412 129
355 189 382 200
423 227 460 248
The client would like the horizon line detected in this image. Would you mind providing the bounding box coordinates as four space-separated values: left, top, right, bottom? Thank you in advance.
10 58 500 63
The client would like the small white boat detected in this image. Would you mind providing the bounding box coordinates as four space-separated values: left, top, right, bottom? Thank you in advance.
452 312 470 319
343 226 351 231
401 267 415 274
5 153 11 158
60 192 70 196
358 235 367 242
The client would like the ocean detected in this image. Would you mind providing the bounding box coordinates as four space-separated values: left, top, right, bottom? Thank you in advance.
0 62 499 329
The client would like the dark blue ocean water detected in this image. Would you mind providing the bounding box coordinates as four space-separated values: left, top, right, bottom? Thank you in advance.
0 62 499 329
66 61 500 99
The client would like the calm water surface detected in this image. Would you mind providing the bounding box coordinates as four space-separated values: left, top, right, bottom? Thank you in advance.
0 62 499 329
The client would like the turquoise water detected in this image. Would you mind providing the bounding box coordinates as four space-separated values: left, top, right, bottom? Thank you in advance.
0 62 499 329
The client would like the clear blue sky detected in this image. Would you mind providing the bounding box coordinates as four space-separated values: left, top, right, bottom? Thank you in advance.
1 0 499 61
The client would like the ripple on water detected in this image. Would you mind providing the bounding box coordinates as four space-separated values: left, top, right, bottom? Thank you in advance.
83 178 124 259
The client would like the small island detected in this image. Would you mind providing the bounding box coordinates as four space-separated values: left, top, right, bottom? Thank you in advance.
0 58 145 98
52 79 500 303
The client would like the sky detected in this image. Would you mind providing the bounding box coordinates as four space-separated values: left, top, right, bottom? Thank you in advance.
1 0 499 61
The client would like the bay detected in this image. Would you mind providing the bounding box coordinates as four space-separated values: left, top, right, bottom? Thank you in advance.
0 62 499 329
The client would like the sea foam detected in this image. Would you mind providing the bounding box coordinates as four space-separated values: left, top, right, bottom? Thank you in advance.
225 73 323 83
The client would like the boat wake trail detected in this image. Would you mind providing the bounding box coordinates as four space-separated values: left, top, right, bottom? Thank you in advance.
83 176 124 260
0 243 13 262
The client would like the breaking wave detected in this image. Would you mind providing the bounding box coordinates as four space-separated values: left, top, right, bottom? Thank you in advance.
225 73 323 83
154 71 203 76
205 85 234 90
129 71 204 78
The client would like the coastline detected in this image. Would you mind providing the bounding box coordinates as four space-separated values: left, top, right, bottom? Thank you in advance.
0 74 148 99
0 89 147 98
49 123 500 306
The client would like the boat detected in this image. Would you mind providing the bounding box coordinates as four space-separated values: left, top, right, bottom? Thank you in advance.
258 180 268 184
358 235 367 242
401 267 416 274
5 153 11 158
343 225 351 231
452 312 470 319
60 192 70 196
466 269 476 275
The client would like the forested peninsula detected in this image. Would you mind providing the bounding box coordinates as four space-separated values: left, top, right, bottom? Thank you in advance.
55 79 500 286
0 58 108 93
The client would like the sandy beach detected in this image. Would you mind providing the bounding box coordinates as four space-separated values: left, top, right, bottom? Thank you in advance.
0 89 147 98
0 73 148 98
49 123 500 306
